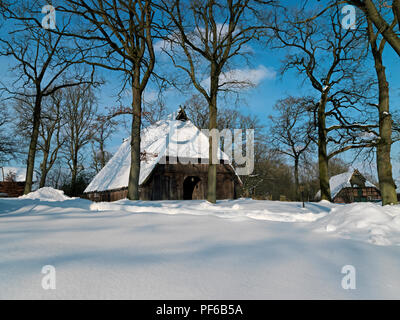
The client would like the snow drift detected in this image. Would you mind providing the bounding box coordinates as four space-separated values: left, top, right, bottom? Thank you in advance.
19 187 73 202
1 196 400 299
89 198 327 222
7 190 400 246
313 202 400 246
89 199 400 246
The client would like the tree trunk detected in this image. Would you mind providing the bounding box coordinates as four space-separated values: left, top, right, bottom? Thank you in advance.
71 155 78 196
318 97 331 201
39 170 47 188
24 94 42 194
39 151 49 188
207 69 218 204
362 0 400 57
127 71 142 200
394 0 400 32
39 135 53 188
294 157 300 201
371 35 398 205
100 140 106 168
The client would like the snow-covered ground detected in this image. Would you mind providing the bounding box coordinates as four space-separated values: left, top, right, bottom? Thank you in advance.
1 188 400 299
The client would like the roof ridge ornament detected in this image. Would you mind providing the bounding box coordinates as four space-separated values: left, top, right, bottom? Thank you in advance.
175 105 188 121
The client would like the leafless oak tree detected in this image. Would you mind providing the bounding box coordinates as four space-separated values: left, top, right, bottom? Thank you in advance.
0 1 96 194
269 96 314 201
37 92 66 188
90 113 117 173
266 5 377 201
157 0 273 203
366 16 398 204
62 85 97 196
13 92 66 188
59 0 157 200
301 1 400 57
346 0 400 56
0 106 17 163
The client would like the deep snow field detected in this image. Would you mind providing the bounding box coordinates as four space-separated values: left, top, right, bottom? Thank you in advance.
1 187 400 299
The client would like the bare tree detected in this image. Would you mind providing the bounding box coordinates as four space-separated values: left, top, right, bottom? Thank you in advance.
0 1 96 194
158 0 272 203
90 113 117 173
59 0 157 200
37 92 66 188
184 94 252 130
239 148 296 200
142 97 169 126
302 1 400 57
366 16 398 204
0 105 17 163
345 1 400 56
269 96 314 201
62 85 97 196
13 92 67 188
45 164 70 190
184 94 210 128
90 144 113 174
266 5 376 201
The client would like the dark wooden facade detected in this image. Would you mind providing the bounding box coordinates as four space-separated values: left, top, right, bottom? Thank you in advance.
332 170 381 203
0 181 25 197
333 186 381 203
85 162 241 202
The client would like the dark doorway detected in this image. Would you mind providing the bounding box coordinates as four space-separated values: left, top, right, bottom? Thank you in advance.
183 176 201 200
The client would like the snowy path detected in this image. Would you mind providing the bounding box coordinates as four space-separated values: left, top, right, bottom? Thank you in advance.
1 196 400 299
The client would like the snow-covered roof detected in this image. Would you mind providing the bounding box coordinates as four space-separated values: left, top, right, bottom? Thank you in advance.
316 169 377 199
84 112 234 193
329 171 355 199
0 167 36 182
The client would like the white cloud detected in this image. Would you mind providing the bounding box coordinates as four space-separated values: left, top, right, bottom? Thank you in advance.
201 65 276 91
143 89 158 103
119 87 158 103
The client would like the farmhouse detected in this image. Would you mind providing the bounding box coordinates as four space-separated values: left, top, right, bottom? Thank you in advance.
0 167 33 198
84 109 242 202
316 169 381 203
